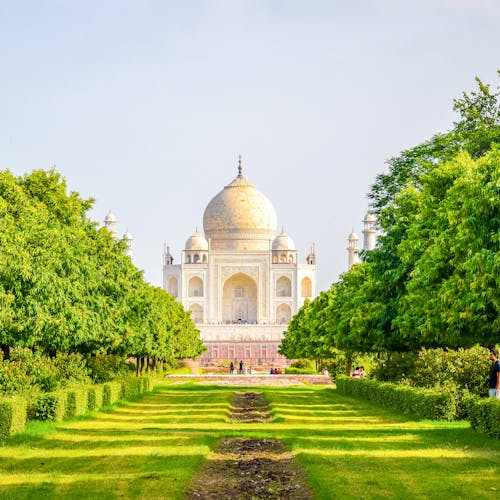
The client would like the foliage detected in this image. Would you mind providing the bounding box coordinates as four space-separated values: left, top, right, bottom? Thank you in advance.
65 387 88 419
35 391 67 422
284 367 317 374
85 355 129 383
336 376 456 420
468 397 500 438
102 382 122 407
0 396 26 438
0 168 205 383
371 346 491 396
86 385 104 411
281 74 500 357
0 348 90 398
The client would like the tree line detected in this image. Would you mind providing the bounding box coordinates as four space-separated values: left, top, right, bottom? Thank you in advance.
0 169 205 368
280 73 500 366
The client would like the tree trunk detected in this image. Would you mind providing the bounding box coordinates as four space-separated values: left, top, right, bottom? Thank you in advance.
346 353 353 377
136 357 140 377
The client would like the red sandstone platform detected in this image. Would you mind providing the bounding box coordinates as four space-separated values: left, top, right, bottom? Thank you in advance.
164 374 333 386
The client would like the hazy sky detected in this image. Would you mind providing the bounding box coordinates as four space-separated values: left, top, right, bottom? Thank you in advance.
1 0 499 291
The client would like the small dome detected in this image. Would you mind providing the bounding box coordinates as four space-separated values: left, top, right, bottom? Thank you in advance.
185 230 208 251
123 230 133 241
272 229 296 251
104 210 116 223
348 231 359 241
364 212 376 222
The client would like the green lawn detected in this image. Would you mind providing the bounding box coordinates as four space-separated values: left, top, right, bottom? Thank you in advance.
0 382 498 499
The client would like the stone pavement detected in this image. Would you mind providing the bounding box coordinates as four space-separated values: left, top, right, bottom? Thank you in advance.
165 374 333 385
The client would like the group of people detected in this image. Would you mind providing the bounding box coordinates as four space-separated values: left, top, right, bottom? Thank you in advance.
350 366 366 378
269 367 282 374
229 361 247 375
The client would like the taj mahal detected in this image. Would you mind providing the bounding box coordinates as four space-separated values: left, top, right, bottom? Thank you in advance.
104 158 376 369
161 158 317 368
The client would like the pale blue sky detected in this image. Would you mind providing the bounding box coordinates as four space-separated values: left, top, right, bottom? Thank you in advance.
1 0 499 291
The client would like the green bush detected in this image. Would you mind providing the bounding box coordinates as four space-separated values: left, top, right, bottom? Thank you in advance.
86 355 129 383
120 377 142 399
284 367 318 374
142 376 153 393
35 391 67 422
0 348 91 414
336 376 456 420
87 384 104 411
468 397 500 438
102 382 122 406
0 396 27 438
372 347 490 398
65 387 88 419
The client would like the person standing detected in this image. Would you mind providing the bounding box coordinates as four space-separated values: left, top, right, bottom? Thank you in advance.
239 360 243 374
229 361 234 375
488 349 500 399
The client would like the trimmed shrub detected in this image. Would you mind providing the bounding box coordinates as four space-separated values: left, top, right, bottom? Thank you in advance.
65 387 88 419
87 384 105 411
102 382 122 406
120 377 142 399
141 376 153 393
0 396 27 438
468 397 500 438
336 376 456 420
285 367 318 374
35 391 67 422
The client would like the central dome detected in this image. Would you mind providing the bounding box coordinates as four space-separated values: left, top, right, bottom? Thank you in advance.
203 165 277 251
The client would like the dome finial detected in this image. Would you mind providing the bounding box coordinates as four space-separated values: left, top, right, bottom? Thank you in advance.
238 155 242 176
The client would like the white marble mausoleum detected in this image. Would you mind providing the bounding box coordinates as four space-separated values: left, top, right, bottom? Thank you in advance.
162 159 317 368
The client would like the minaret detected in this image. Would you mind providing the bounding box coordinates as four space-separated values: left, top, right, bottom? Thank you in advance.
347 230 359 269
362 212 376 250
123 229 133 258
104 210 117 238
163 242 174 266
306 242 316 265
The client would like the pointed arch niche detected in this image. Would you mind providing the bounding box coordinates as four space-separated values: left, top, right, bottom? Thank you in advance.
222 272 257 323
189 303 203 324
301 276 312 298
276 276 291 297
168 277 178 297
276 303 292 324
188 277 204 297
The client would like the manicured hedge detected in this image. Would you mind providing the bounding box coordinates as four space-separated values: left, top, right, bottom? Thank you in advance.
0 396 27 438
141 376 153 393
121 377 142 399
35 391 67 422
467 397 500 438
66 387 88 419
26 376 154 425
102 381 123 407
336 376 456 421
87 384 104 411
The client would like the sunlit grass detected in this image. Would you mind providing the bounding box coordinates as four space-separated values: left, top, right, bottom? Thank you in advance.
0 381 498 499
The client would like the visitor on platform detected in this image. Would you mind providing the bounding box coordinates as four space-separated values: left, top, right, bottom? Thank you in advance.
487 349 500 399
351 367 361 378
229 361 234 375
270 368 275 374
239 360 243 374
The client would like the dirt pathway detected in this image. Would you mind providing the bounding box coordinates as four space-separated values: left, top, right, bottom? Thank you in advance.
186 391 314 499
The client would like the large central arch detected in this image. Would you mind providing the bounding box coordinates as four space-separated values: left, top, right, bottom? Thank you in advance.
222 272 257 323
